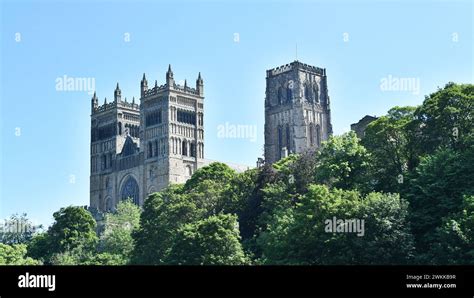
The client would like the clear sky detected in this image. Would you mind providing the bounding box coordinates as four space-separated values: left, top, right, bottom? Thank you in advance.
1 0 472 227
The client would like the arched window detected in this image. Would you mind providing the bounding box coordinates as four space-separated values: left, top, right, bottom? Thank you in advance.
309 124 314 146
316 125 321 146
313 84 319 103
186 165 192 177
182 140 188 156
148 142 153 158
190 142 196 157
154 140 158 156
118 122 122 135
277 87 283 105
286 124 290 150
278 126 283 153
108 153 113 169
120 176 140 205
105 197 114 212
304 84 311 101
286 86 293 103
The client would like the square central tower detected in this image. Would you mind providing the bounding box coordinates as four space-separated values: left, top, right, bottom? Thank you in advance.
264 61 332 163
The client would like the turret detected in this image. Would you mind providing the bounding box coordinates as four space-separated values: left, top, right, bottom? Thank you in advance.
166 64 174 87
91 91 98 112
114 83 121 102
140 73 148 98
196 72 203 96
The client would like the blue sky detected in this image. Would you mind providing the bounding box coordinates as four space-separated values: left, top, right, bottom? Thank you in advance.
1 0 472 227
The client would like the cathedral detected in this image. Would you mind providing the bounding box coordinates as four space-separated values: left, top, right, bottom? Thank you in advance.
90 61 332 212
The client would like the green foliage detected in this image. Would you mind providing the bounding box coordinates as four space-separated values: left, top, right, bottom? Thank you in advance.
99 199 141 262
237 164 278 243
272 154 299 175
50 244 127 265
27 206 98 263
0 213 42 245
363 106 418 193
48 206 98 254
132 186 203 264
426 195 474 264
315 131 371 192
0 243 41 265
132 182 248 265
406 148 474 257
169 214 248 265
257 184 414 264
26 233 50 261
415 82 474 153
184 162 236 191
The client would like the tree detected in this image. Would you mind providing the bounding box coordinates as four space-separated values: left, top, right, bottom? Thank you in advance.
131 185 203 264
168 214 248 265
183 162 236 191
27 206 98 263
0 243 41 265
48 206 98 253
257 184 415 264
415 82 473 153
362 106 418 193
315 131 371 192
427 195 474 265
237 164 278 243
99 199 140 263
406 148 474 258
0 213 42 245
50 245 126 265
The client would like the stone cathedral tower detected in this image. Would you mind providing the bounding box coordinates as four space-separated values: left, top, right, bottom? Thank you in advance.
264 61 332 164
90 65 204 212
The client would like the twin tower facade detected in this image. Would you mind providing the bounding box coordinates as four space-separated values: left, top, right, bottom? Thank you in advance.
90 61 331 212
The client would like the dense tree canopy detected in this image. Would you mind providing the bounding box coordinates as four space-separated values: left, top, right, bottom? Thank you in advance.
315 131 371 192
99 199 141 263
0 244 41 265
169 214 248 265
257 184 414 264
27 206 98 263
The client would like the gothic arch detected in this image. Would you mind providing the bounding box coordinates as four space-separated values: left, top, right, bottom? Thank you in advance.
119 174 140 205
148 141 153 158
104 196 114 212
313 83 320 103
315 124 321 146
286 85 293 103
182 140 188 156
278 125 283 153
186 165 193 177
148 186 156 196
285 124 291 150
277 86 284 105
304 83 311 102
309 123 315 146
